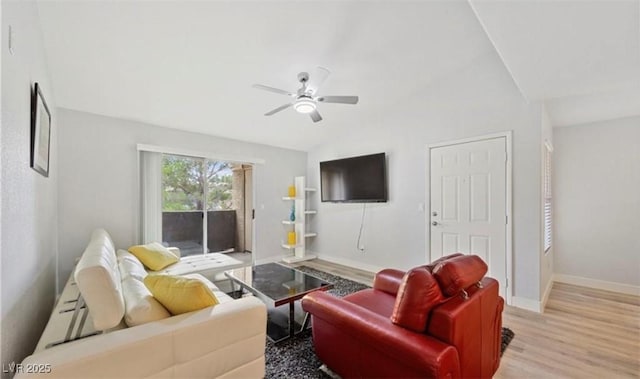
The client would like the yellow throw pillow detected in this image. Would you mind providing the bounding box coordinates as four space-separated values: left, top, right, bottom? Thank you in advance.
128 242 179 271
144 275 219 315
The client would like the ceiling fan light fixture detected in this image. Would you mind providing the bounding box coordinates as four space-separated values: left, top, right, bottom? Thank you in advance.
294 97 316 114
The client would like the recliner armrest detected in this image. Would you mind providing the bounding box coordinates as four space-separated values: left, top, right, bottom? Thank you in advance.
373 268 405 296
302 291 460 378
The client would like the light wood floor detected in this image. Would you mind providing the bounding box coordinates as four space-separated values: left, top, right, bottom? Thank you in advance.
286 259 640 378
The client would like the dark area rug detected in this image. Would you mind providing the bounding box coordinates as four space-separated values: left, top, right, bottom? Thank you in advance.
265 266 514 378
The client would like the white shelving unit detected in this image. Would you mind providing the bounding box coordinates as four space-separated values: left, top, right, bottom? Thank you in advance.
281 176 317 263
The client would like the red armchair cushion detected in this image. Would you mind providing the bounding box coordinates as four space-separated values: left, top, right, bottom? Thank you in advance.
423 253 465 273
390 267 444 332
432 255 488 297
373 268 405 296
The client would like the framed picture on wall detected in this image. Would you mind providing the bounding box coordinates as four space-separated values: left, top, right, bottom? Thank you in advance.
30 82 52 177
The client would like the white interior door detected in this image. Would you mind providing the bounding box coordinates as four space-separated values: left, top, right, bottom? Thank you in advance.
430 137 507 296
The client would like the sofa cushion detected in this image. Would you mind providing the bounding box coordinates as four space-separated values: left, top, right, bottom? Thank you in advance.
117 250 147 281
121 276 171 326
151 253 245 277
432 255 488 297
144 274 219 315
390 267 444 332
74 229 125 331
116 249 172 326
128 242 179 271
183 273 234 304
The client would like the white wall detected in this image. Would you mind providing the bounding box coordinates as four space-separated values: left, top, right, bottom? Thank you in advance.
56 109 306 288
1 0 58 374
307 51 545 303
540 105 554 307
553 117 640 293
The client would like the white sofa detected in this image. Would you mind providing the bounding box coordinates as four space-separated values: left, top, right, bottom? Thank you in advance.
17 229 266 378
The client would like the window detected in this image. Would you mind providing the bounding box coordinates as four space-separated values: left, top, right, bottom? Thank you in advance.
160 155 235 256
139 148 252 257
543 142 553 253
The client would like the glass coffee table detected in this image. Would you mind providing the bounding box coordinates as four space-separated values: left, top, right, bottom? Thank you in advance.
225 262 333 343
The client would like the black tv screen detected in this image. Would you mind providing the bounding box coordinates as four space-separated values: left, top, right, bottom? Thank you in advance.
320 153 388 203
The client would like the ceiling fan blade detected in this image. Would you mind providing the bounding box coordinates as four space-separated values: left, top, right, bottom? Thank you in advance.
264 103 292 116
253 84 295 97
307 66 331 95
309 109 323 123
318 95 359 104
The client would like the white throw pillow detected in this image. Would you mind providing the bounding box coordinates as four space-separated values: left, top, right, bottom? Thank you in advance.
117 249 147 281
121 276 171 326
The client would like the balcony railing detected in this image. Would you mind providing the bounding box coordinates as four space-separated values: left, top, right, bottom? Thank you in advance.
162 210 236 257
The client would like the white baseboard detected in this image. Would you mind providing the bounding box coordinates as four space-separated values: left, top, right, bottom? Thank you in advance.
510 274 639 314
315 253 386 275
554 274 640 296
511 296 542 313
540 276 554 312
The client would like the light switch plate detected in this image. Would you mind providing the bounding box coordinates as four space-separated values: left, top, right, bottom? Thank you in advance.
8 25 15 55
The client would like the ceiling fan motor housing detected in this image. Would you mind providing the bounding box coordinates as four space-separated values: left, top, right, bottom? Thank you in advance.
297 72 310 83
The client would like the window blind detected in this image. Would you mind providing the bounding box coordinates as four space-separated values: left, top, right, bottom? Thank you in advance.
543 146 552 253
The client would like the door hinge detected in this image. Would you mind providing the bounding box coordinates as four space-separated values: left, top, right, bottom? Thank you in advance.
506 278 509 288
252 209 255 219
505 215 508 224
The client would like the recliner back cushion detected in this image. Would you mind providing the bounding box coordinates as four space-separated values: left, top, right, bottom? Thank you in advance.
423 253 465 273
432 255 488 297
74 229 125 331
390 267 444 332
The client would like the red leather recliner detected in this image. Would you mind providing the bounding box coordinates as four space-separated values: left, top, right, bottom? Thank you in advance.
301 254 504 378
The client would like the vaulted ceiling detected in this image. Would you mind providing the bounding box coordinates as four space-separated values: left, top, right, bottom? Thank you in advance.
36 1 640 150
470 0 640 126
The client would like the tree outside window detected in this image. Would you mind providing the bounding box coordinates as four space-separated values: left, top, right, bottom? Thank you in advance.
162 155 233 211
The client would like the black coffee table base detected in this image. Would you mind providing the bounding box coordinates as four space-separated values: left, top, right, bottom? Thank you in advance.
224 263 332 343
265 302 311 343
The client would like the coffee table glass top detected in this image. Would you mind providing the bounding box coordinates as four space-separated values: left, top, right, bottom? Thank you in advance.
226 263 332 306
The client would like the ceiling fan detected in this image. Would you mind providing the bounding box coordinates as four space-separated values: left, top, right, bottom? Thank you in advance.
252 67 359 123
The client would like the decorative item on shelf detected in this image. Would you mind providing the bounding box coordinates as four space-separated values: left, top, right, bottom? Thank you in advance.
289 204 296 222
288 185 296 198
287 231 296 245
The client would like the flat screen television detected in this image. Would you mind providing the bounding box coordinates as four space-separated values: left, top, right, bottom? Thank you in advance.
320 153 387 203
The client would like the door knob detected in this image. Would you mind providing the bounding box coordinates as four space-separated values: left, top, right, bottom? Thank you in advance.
432 211 438 216
432 221 438 226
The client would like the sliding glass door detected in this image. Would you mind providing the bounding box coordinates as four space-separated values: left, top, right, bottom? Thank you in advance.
160 154 237 256
161 155 206 255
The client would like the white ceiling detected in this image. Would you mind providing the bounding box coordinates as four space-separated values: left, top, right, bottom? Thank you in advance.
36 1 494 151
470 0 640 126
36 1 640 150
